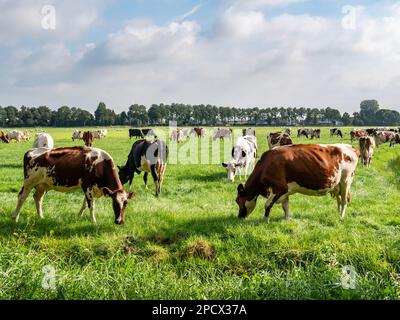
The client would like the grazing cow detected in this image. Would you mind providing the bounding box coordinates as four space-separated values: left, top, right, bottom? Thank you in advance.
297 128 313 139
118 139 168 196
6 130 22 142
350 129 366 143
213 128 233 141
170 128 184 143
330 128 343 138
193 127 206 138
98 129 108 138
222 136 258 183
12 147 135 224
267 132 293 149
183 128 195 139
0 131 10 143
93 131 102 140
311 129 321 139
374 131 395 148
390 133 400 147
129 129 144 139
284 128 292 136
20 131 30 141
242 128 256 137
83 131 94 147
33 133 54 149
235 144 359 222
366 128 378 136
359 136 375 166
72 130 83 141
142 129 156 138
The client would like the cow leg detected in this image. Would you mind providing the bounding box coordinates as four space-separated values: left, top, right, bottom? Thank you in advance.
33 186 46 219
87 198 96 224
339 182 351 218
281 196 290 219
78 197 88 216
151 165 160 196
143 172 149 190
12 185 33 223
264 192 282 223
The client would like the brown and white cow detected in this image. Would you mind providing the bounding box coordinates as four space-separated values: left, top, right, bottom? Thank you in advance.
374 131 395 148
170 128 184 143
0 131 10 143
390 133 400 147
236 144 359 222
72 130 83 141
12 147 135 224
267 132 293 149
83 131 94 147
350 129 366 143
359 136 375 166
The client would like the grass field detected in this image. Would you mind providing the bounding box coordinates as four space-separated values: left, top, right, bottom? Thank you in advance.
0 126 399 300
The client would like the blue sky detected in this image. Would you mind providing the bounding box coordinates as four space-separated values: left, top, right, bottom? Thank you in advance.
1 0 400 112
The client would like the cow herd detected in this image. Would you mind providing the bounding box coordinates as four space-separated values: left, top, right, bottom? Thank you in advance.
0 126 397 225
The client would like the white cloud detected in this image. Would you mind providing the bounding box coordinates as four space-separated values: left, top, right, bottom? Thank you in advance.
2 1 400 112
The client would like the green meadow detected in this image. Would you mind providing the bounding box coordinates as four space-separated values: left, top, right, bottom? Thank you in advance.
0 127 399 299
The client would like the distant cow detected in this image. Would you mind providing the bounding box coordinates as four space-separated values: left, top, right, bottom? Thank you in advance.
72 130 83 141
390 133 400 147
83 131 94 147
297 128 313 139
236 144 359 222
374 131 395 147
242 128 256 137
193 127 206 138
311 129 321 139
33 133 54 149
6 130 22 142
284 128 292 136
170 128 184 143
350 129 366 143
222 136 258 183
118 139 168 196
129 129 144 139
267 132 293 149
213 128 233 141
330 128 343 138
0 131 9 143
359 136 375 167
12 147 134 224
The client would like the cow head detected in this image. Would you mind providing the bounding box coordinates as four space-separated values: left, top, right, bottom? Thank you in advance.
103 188 135 224
236 184 257 218
118 165 130 185
222 161 242 182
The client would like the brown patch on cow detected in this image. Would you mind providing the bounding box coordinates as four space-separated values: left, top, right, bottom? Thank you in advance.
83 131 94 147
0 131 10 143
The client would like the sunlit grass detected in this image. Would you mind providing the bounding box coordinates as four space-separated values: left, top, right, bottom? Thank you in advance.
0 126 399 299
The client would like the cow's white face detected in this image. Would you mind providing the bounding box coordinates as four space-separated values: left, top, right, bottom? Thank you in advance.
222 161 239 182
110 190 135 224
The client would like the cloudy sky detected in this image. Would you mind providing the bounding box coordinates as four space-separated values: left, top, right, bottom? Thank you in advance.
1 0 400 113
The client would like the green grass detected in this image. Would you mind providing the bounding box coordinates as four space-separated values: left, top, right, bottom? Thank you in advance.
0 126 399 300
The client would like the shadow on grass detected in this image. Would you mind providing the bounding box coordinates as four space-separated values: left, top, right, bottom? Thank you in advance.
0 214 116 239
0 163 23 169
175 170 227 183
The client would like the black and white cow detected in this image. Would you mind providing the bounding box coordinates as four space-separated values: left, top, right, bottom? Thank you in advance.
118 139 168 196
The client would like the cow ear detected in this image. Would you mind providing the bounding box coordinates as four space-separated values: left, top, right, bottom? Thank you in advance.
222 163 228 168
237 183 245 195
127 192 136 200
103 187 114 196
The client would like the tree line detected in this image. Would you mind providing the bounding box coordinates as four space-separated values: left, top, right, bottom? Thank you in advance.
0 100 398 127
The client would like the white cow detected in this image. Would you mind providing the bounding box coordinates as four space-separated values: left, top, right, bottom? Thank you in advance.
170 129 184 143
33 133 54 149
6 130 22 142
213 128 232 141
222 136 258 182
